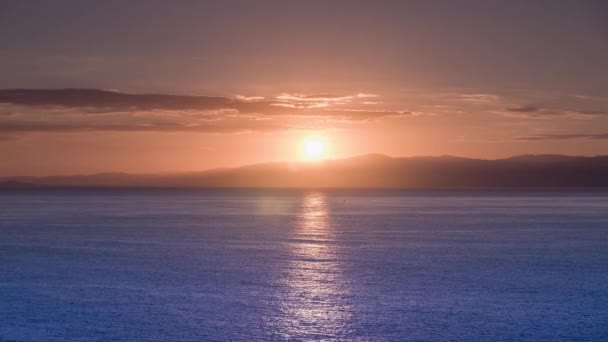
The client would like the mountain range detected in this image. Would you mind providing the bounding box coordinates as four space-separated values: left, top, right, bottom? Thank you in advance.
2 154 608 188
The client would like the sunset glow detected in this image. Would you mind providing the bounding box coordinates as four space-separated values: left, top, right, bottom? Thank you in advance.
0 1 606 178
303 138 326 160
2 2 608 341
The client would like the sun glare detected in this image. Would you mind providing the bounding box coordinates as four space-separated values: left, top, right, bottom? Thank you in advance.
303 138 326 160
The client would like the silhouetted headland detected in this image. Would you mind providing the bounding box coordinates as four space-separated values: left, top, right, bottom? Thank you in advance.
2 154 608 189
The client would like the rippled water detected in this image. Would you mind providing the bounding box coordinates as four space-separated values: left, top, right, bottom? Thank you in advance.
1 189 607 341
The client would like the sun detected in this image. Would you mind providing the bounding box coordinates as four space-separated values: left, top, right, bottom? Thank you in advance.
303 138 326 160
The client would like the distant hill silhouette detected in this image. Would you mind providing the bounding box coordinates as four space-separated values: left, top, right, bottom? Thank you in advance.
2 154 608 188
0 180 43 188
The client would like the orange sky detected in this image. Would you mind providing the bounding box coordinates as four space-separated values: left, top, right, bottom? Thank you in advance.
1 1 607 176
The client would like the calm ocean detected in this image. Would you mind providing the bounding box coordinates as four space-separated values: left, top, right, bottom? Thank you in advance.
1 189 607 341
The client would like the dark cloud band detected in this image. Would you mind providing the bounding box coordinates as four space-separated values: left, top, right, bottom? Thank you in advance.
515 133 608 141
0 89 410 134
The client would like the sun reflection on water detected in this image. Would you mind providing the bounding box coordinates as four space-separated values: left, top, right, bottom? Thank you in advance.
277 192 353 339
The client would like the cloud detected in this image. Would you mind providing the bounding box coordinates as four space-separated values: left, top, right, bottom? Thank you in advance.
273 92 382 109
459 93 500 103
356 93 379 98
275 93 377 101
275 92 361 109
513 133 608 141
0 88 407 134
0 88 271 113
276 93 354 102
235 95 265 101
317 109 414 120
498 106 565 118
271 102 329 109
0 122 289 134
574 110 608 116
505 106 540 113
0 111 289 134
495 104 608 119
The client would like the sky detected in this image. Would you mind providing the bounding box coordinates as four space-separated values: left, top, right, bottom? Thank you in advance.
1 0 607 176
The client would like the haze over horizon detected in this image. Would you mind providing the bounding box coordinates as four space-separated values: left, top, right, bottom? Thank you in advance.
3 153 608 188
1 1 608 176
2 152 608 178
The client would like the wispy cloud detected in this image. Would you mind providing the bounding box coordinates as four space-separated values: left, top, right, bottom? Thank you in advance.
0 89 409 135
314 109 414 120
513 133 608 141
505 106 540 113
573 110 608 116
498 105 608 119
356 93 379 98
498 106 564 118
273 92 379 109
235 95 265 101
459 93 500 103
0 89 269 113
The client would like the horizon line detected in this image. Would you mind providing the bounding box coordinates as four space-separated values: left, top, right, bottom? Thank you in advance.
3 152 608 179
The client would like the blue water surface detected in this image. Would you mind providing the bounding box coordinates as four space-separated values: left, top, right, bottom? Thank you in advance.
1 189 607 341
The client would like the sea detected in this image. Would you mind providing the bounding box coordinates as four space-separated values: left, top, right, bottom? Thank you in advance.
1 189 607 341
